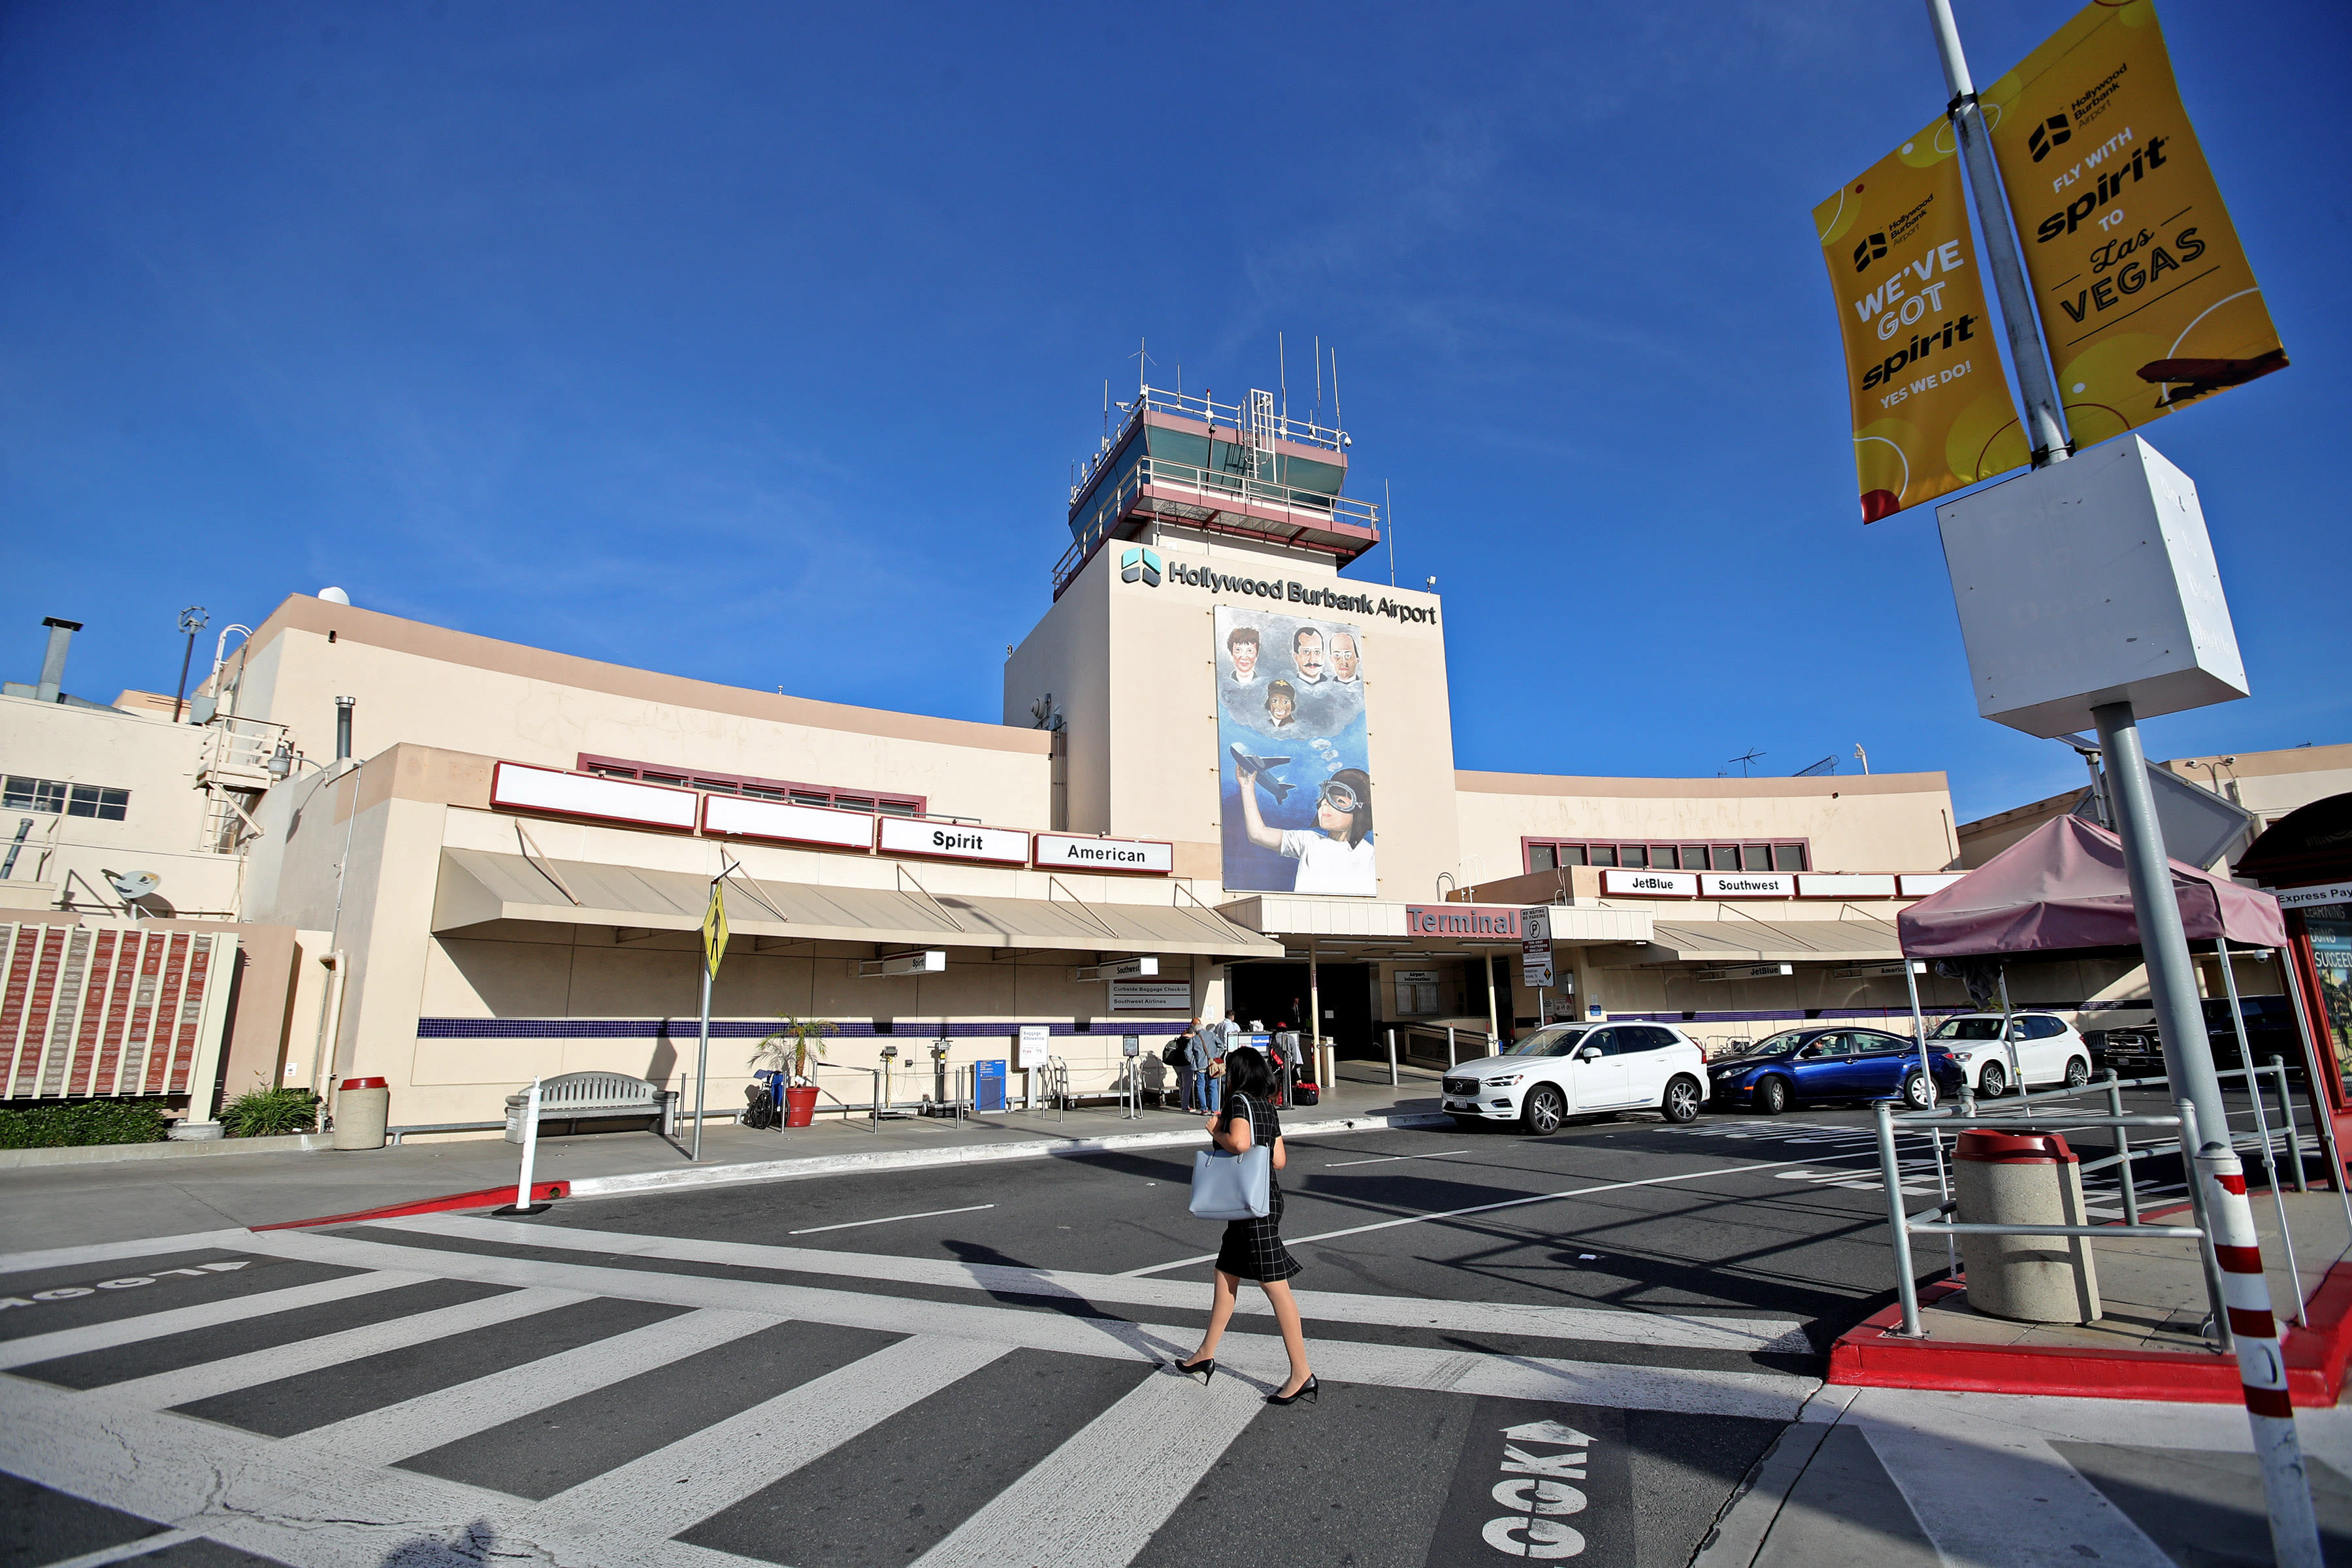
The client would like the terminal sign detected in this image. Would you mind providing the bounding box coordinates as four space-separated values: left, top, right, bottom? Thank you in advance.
877 816 1030 866
1034 833 1173 875
1405 905 1524 938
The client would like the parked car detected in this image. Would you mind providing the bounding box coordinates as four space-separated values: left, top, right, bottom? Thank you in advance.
1707 1027 1965 1114
1441 1021 1707 1134
2087 994 2302 1081
1925 1011 2094 1096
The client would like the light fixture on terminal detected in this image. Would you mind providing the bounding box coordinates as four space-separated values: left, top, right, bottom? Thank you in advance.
1692 962 1795 983
857 949 947 979
1071 956 1158 981
1831 960 1928 980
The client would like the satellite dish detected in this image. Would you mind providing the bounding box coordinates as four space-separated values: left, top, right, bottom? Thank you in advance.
318 586 351 606
106 870 161 901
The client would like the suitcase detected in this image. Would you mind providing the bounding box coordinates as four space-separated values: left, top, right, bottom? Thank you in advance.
1292 1082 1320 1107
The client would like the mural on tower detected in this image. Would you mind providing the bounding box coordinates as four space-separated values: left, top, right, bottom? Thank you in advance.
1216 604 1375 896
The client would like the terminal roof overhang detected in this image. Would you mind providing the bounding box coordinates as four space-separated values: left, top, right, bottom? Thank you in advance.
1630 916 1906 966
433 848 1282 959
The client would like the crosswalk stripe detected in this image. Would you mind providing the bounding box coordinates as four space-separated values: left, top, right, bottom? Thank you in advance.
238 1226 1816 1421
0 1269 429 1371
546 1332 1013 1539
0 1228 255 1277
38 1530 197 1568
299 1305 783 1469
95 1286 589 1411
911 1369 1265 1568
377 1212 1808 1352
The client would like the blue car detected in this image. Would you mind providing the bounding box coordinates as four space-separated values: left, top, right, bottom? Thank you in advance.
1707 1026 1965 1115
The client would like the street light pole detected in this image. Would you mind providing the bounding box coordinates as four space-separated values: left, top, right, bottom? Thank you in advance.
172 606 208 723
1921 0 2072 467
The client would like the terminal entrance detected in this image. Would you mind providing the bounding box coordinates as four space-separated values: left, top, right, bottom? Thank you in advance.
1228 961 1377 1058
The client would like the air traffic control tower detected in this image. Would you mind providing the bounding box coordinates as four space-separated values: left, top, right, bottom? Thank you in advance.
1009 374 1460 903
1051 384 1382 599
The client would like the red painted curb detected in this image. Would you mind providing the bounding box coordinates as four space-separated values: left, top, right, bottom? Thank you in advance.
1827 1262 2352 1405
252 1181 569 1231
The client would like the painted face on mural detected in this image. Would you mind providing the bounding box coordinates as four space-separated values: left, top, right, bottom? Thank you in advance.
1330 632 1359 683
1292 627 1326 683
1266 680 1298 727
1227 628 1260 681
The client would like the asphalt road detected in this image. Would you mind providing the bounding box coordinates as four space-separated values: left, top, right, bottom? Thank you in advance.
0 1088 2291 1568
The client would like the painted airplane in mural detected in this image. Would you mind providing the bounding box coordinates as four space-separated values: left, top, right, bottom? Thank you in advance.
1227 743 1297 805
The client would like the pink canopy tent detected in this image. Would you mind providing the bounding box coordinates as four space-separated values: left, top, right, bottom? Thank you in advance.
1898 815 2287 959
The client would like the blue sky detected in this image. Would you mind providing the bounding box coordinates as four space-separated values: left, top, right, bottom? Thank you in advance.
3 1 2343 823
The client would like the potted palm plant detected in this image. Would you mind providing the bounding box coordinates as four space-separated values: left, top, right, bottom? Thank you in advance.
751 1015 836 1128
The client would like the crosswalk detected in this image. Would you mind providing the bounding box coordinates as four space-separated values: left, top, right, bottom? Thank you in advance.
1 1215 1820 1568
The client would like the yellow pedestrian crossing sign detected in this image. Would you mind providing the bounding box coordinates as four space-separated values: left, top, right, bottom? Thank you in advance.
700 882 728 979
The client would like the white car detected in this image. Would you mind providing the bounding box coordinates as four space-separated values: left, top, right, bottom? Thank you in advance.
1927 1011 2094 1096
1441 1021 1708 1134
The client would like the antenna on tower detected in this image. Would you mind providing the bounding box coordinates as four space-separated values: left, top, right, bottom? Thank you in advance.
1331 348 1343 436
1313 335 1322 424
1128 337 1153 395
1277 332 1286 421
1384 479 1396 587
1102 380 1109 445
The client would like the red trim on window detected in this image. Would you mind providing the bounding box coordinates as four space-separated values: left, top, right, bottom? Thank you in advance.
576 753 925 818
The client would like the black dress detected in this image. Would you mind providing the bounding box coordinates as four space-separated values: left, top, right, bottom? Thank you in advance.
1211 1092 1301 1282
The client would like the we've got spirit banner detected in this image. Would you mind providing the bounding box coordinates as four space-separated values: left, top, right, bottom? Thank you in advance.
1985 0 2286 438
1815 120 2020 522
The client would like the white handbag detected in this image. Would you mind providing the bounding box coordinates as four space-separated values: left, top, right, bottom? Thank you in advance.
1188 1096 1272 1220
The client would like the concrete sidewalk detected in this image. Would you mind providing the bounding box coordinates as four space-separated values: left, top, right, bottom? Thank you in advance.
0 1062 1449 1252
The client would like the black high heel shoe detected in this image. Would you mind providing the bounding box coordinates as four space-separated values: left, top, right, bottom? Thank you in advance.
1173 1354 1216 1384
1265 1374 1318 1407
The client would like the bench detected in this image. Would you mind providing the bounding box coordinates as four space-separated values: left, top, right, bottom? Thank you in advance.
504 1071 674 1142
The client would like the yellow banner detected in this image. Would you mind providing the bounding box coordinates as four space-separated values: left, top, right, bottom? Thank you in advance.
1985 0 2285 440
1816 120 2020 522
700 881 728 979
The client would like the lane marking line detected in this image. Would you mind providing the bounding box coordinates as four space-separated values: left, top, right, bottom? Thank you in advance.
40 1530 199 1568
789 1203 994 1235
1120 1142 1925 1276
1323 1149 1473 1168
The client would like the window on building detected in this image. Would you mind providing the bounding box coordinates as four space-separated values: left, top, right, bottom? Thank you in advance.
578 755 924 817
1522 837 1812 876
3 776 129 821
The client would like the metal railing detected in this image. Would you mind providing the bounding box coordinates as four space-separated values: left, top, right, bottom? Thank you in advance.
1872 1060 2321 1349
1078 386 1347 480
1054 455 1380 596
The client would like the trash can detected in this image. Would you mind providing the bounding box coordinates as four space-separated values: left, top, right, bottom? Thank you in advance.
1952 1128 2102 1323
332 1076 390 1151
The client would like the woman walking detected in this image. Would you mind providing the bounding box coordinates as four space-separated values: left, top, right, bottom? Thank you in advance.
1174 1046 1316 1405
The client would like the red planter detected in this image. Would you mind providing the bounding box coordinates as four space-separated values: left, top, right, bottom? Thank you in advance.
782 1085 819 1128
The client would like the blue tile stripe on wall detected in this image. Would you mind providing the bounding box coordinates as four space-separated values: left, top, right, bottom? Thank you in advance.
418 1018 1191 1039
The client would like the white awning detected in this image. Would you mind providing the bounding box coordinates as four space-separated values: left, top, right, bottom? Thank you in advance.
431 848 1279 959
1635 915 1906 966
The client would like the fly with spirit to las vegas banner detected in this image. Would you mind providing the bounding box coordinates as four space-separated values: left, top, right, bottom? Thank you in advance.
1984 0 2287 440
1815 120 2021 522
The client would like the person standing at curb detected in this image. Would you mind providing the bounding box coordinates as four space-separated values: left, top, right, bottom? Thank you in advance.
1173 1018 1201 1114
1173 1046 1316 1406
1186 1015 1220 1116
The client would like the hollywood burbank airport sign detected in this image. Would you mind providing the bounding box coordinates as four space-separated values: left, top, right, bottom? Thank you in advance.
1120 547 1438 625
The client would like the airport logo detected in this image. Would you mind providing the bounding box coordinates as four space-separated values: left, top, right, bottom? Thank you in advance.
1850 229 1887 272
2029 112 2071 163
1120 546 1163 587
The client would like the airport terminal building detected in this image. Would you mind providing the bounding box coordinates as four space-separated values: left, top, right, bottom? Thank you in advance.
2 385 1980 1133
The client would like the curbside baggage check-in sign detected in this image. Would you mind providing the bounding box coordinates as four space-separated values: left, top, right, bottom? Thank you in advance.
1815 120 2019 522
1982 0 2287 439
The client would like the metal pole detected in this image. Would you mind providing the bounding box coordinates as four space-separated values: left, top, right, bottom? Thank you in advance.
1921 0 2072 466
2176 1098 2234 1354
1309 943 1321 1087
1386 1027 1398 1088
2095 702 2232 1164
1904 958 1934 1107
1995 966 2021 1093
1877 1101 1925 1337
2107 1071 2140 1229
2271 1058 2308 1194
2279 954 2352 1229
2221 936 2302 1324
1447 1026 1457 1070
692 964 712 1162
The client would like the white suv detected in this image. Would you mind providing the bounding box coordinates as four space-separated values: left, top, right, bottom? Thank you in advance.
1927 1011 2093 1096
1441 1021 1708 1134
